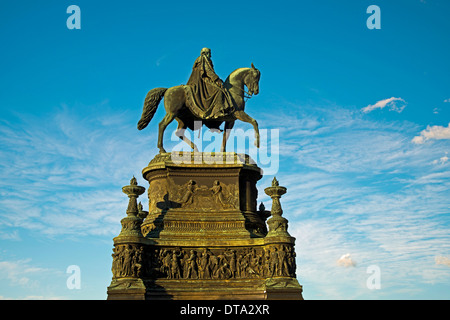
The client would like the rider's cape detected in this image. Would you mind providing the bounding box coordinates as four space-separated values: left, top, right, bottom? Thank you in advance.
184 55 234 128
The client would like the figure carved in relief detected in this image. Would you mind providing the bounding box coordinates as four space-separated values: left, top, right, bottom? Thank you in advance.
225 249 237 278
211 180 231 208
123 245 133 276
199 249 211 279
180 180 196 205
269 247 279 277
185 250 198 279
161 249 171 278
170 250 183 279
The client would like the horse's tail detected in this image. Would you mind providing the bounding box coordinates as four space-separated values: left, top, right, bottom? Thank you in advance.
137 87 168 130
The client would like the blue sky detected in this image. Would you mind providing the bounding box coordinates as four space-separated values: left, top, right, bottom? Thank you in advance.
0 0 449 299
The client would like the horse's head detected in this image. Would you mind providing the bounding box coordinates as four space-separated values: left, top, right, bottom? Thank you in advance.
244 63 261 95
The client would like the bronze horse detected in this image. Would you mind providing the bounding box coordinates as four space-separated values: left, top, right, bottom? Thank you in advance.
137 64 261 153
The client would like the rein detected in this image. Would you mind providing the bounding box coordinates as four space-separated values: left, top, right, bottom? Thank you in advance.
225 69 257 101
231 85 253 101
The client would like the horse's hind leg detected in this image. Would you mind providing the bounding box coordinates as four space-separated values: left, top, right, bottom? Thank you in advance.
175 118 199 152
157 112 176 153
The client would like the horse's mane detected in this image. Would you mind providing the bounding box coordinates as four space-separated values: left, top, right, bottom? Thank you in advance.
224 68 249 84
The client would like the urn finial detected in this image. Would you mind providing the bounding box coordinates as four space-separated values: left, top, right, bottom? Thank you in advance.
264 177 290 237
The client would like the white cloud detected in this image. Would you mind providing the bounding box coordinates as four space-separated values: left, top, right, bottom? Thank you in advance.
288 176 450 298
362 97 406 113
435 256 450 267
432 155 449 165
412 123 450 144
269 105 427 174
444 99 450 103
265 103 450 298
337 254 356 267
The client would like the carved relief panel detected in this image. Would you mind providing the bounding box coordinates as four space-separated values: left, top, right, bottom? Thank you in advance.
113 244 298 281
147 176 239 212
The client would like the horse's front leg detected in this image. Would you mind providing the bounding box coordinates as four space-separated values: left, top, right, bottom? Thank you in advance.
221 120 235 152
233 111 260 148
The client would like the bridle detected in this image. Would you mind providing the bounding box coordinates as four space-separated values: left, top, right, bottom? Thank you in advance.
235 85 253 101
231 74 257 101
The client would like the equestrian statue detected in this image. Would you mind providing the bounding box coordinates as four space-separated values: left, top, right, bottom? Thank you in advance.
137 48 261 153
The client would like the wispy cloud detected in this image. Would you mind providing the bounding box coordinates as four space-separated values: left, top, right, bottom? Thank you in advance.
0 102 156 239
263 104 427 174
1 101 449 299
0 256 69 299
0 258 51 287
258 102 450 298
362 97 407 113
412 122 450 144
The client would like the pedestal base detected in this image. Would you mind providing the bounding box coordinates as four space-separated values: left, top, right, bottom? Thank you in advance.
107 153 303 300
108 278 302 300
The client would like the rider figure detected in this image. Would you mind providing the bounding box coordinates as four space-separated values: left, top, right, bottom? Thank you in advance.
188 48 223 88
186 48 234 119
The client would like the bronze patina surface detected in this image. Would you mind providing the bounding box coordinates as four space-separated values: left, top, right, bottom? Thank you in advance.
107 153 303 300
137 48 261 153
107 49 303 300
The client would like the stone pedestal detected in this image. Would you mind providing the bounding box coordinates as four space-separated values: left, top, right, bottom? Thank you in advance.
107 152 303 300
